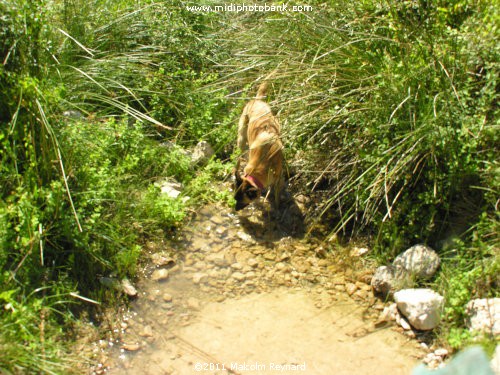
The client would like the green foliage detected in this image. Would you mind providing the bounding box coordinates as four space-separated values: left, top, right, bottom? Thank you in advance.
0 287 74 374
435 214 499 348
0 0 225 372
53 118 191 283
185 159 236 206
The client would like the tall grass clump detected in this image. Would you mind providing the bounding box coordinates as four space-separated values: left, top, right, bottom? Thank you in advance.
54 0 233 150
216 0 498 252
1 0 77 371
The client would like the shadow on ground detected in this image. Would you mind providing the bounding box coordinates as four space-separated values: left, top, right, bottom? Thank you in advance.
237 189 306 241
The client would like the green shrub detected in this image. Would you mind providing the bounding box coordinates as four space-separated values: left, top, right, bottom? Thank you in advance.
1 0 226 372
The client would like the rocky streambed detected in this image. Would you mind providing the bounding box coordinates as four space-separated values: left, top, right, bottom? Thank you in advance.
83 200 433 375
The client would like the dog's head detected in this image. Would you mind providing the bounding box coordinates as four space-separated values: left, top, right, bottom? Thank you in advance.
234 169 261 211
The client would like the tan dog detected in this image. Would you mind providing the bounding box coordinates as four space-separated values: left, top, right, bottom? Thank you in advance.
234 82 284 211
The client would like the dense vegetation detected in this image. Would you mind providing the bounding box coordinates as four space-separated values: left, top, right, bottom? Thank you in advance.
0 0 498 372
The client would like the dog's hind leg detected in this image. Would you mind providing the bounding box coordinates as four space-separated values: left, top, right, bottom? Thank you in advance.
270 176 284 210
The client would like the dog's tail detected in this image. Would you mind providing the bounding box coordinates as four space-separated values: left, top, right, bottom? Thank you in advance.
255 82 268 100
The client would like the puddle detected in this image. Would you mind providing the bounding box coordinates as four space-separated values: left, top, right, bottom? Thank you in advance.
92 198 424 374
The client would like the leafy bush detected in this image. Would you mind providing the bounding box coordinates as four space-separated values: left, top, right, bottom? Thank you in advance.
0 0 228 372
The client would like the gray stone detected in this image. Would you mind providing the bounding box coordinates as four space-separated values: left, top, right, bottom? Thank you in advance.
466 298 500 336
394 288 444 330
371 265 412 295
191 141 214 165
62 110 84 119
99 277 137 297
393 244 440 280
99 277 120 289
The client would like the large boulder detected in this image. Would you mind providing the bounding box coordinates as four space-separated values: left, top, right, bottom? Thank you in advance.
393 244 440 280
371 265 413 296
466 298 500 336
394 288 444 330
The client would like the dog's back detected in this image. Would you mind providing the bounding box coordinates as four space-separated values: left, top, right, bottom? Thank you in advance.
238 83 280 151
234 82 284 211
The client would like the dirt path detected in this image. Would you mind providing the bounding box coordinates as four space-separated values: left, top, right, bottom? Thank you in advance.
91 200 424 375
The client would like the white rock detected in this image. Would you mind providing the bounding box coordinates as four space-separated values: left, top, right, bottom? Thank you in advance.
393 244 440 280
236 231 254 243
394 288 444 330
120 278 138 297
351 247 370 257
191 141 214 165
155 179 183 199
398 315 412 331
466 298 500 336
379 303 399 322
434 348 449 357
151 269 169 282
151 253 175 267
